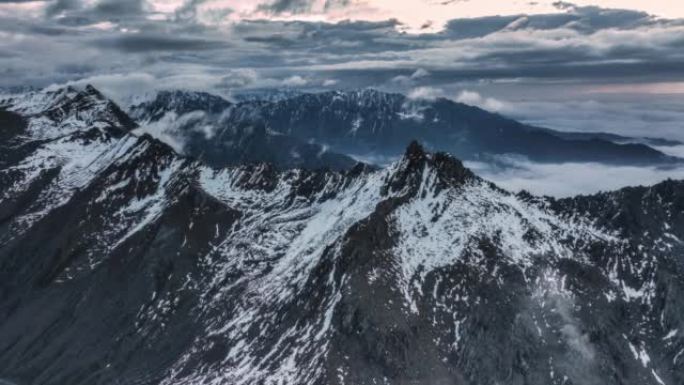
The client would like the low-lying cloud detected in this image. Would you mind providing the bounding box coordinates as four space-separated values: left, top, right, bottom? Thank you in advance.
467 156 684 197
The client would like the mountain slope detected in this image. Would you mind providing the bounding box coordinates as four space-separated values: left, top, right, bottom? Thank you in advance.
129 90 359 171
0 92 682 384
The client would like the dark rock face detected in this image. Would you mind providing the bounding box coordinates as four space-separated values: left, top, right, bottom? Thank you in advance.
0 110 26 144
0 85 683 385
550 181 684 385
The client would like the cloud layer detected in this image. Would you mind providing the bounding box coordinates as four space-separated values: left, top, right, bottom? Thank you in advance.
1 1 683 94
467 157 684 197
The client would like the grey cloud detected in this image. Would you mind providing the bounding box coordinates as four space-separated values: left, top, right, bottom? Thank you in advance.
236 18 416 55
258 0 350 14
442 15 529 39
46 0 147 25
174 0 215 23
93 0 144 16
45 0 82 17
94 34 231 52
440 3 658 40
260 0 314 14
326 58 684 89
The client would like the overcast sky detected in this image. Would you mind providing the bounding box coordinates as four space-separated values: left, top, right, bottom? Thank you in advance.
1 0 683 138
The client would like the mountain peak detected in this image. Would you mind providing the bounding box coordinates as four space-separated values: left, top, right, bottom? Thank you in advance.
404 140 427 161
385 141 474 197
83 83 99 93
1 84 136 140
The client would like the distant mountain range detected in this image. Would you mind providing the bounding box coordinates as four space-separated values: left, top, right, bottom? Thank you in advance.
128 90 358 171
128 88 681 170
0 85 683 384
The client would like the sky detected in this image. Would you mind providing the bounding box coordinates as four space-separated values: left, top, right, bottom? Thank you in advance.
1 0 682 94
1 0 683 195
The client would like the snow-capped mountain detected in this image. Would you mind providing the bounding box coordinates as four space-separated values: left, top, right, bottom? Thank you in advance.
0 85 682 385
0 84 136 141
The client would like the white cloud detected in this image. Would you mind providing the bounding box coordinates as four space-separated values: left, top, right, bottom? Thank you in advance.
467 156 684 197
407 86 444 100
132 110 218 154
411 68 430 79
64 73 159 106
61 71 250 106
392 68 431 86
407 87 509 113
281 75 308 87
219 68 259 88
454 90 508 112
499 95 684 142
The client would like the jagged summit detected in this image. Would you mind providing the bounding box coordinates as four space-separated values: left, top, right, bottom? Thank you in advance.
404 139 427 162
83 83 104 97
0 84 136 140
384 140 476 197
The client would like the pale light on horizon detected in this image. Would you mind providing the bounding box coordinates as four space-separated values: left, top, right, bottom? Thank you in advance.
589 82 684 95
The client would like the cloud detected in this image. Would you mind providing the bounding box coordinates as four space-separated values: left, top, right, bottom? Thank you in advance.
466 156 684 197
281 75 308 86
44 0 81 17
454 90 508 112
407 86 444 100
4 2 684 94
498 95 684 142
64 72 158 105
94 33 231 52
392 68 430 85
218 69 259 89
322 79 338 86
93 0 144 17
258 0 351 15
132 113 191 154
406 87 508 112
63 71 245 105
